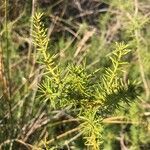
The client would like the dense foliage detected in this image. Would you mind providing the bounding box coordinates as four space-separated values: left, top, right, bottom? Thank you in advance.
0 0 150 149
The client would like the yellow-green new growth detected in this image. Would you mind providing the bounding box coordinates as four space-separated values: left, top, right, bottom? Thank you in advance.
32 12 59 83
103 42 130 93
32 12 138 150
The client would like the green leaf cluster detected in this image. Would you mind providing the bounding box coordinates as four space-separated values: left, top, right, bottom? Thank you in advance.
32 12 139 149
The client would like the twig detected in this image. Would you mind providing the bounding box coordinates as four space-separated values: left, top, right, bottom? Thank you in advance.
46 127 80 145
74 28 96 58
65 132 82 145
0 139 39 150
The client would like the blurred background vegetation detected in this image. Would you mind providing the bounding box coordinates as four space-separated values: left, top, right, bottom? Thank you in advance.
0 0 150 149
